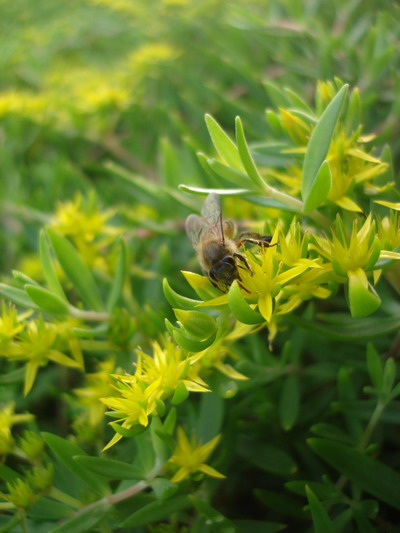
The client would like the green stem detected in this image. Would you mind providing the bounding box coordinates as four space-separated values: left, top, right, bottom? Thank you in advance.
265 184 331 228
49 487 82 509
70 308 111 322
357 400 385 451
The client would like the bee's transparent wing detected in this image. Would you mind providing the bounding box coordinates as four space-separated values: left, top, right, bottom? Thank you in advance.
185 214 204 248
201 193 222 227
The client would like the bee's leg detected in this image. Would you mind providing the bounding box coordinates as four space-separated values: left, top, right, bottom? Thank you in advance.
237 281 251 293
236 232 278 248
233 252 251 272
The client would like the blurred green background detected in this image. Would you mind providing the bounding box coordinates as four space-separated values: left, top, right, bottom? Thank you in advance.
1 0 399 294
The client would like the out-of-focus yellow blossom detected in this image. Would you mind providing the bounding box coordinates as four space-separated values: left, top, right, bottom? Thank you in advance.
0 90 52 121
0 315 83 396
0 402 34 457
127 43 181 75
0 464 53 509
74 358 115 428
377 211 400 251
279 108 311 145
50 193 121 272
0 304 25 348
86 0 142 16
101 340 209 449
167 427 225 483
326 131 388 212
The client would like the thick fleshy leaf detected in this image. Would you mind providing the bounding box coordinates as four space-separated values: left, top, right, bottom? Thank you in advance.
308 438 400 510
238 438 297 476
179 184 249 196
228 280 264 325
39 229 66 299
107 237 127 311
306 486 335 533
279 374 300 431
49 503 110 533
25 285 70 315
235 117 267 190
206 158 253 188
121 495 191 527
42 433 108 496
302 85 348 201
0 283 40 310
348 269 381 317
162 278 201 310
366 343 383 391
286 313 400 341
173 309 217 340
205 114 244 170
190 496 241 532
303 160 332 212
46 228 103 311
73 456 143 480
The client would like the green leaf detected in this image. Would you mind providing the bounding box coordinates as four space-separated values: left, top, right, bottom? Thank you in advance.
150 478 178 501
205 114 243 170
179 184 249 196
25 285 70 315
173 309 217 340
366 344 383 391
121 495 191 527
46 228 103 311
0 283 40 310
190 496 242 533
301 84 348 201
235 117 267 190
12 270 40 286
49 503 110 533
206 158 252 188
110 423 147 438
238 438 297 476
286 313 400 341
42 433 108 496
170 380 190 405
228 280 265 325
39 229 66 299
303 160 332 212
308 438 400 510
106 237 127 311
197 392 224 443
162 278 201 310
0 367 25 385
0 464 19 483
306 485 335 533
348 272 381 318
73 456 143 480
279 374 300 431
233 520 286 533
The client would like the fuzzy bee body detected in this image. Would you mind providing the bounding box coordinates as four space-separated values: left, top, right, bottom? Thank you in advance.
185 193 275 291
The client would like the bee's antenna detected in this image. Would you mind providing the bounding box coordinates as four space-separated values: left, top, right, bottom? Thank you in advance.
219 212 225 245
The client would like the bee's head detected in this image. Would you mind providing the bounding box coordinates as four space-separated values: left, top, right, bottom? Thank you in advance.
209 255 238 289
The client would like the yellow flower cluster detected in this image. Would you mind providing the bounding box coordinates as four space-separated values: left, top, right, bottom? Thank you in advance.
101 339 209 449
0 306 83 396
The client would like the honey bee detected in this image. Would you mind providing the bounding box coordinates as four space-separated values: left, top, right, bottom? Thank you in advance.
185 193 276 291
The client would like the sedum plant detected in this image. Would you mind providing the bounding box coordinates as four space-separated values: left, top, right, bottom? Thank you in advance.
1 79 400 533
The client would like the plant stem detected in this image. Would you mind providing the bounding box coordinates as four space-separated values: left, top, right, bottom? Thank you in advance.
74 480 149 517
49 487 82 509
265 184 331 228
70 308 111 322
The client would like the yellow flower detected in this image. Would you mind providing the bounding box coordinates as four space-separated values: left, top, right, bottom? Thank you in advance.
0 402 34 456
101 340 209 449
167 427 225 483
2 316 82 396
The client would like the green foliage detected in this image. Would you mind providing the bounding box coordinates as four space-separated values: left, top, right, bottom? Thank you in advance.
1 0 400 532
